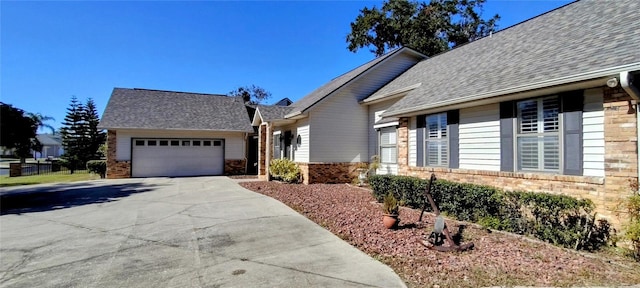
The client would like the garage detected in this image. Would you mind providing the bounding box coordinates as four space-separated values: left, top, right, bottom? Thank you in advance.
132 138 224 177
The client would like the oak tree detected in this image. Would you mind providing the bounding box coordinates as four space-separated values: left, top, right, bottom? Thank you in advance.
346 0 500 57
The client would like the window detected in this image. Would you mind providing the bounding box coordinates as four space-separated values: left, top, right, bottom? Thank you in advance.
159 140 168 146
170 140 180 146
379 127 397 164
516 96 560 172
135 140 145 146
213 141 222 146
193 140 201 146
147 140 157 146
182 140 190 146
203 140 212 146
425 113 448 166
274 133 281 159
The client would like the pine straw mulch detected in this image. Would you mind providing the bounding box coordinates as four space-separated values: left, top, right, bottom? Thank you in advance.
239 181 640 288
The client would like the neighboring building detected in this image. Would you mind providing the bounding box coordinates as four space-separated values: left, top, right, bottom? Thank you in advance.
274 98 293 106
255 0 640 224
99 88 254 178
33 134 64 159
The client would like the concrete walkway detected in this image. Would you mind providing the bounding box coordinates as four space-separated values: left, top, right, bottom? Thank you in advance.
0 177 405 287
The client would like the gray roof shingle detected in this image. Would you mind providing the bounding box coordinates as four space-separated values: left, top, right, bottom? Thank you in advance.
256 105 293 122
36 134 62 146
287 47 422 117
380 0 640 116
99 88 253 132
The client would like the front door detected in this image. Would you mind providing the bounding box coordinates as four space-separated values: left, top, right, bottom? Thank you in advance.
247 135 258 175
283 131 293 160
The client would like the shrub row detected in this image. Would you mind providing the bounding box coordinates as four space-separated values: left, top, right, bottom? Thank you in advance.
369 174 610 251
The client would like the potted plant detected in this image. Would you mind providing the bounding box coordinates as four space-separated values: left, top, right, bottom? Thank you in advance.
382 192 400 229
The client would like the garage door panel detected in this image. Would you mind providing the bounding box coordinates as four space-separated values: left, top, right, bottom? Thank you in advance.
132 139 224 177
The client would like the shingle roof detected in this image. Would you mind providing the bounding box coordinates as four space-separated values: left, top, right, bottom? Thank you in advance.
287 47 422 117
36 134 62 146
99 88 253 132
256 105 293 122
381 0 640 116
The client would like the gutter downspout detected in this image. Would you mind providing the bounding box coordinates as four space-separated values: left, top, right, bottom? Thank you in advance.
620 71 640 193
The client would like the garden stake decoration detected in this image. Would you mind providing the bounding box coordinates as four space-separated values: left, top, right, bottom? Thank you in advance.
418 173 474 252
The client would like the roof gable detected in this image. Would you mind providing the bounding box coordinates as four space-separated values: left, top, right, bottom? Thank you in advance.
382 0 640 116
252 105 294 126
99 88 253 132
36 134 62 146
286 47 426 118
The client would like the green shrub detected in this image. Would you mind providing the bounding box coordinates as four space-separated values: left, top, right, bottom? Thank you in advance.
368 174 610 251
622 193 640 260
86 160 106 178
269 159 300 183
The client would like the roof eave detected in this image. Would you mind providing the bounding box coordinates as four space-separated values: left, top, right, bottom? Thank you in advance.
292 47 427 115
251 109 264 126
98 127 254 133
361 83 422 105
385 63 640 117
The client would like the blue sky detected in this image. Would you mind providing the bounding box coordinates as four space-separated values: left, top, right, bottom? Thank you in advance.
1 0 572 131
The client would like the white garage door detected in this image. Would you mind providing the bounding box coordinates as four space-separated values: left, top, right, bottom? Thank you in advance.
132 139 224 177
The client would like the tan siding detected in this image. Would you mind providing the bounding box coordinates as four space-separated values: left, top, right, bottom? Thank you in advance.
295 118 310 163
583 88 605 177
310 91 368 162
459 104 501 171
310 54 418 163
409 116 417 167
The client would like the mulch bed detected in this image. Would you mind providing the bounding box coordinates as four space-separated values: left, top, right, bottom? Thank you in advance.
240 181 640 288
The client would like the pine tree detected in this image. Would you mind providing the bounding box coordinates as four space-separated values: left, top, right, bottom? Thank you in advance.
84 98 105 160
60 96 88 171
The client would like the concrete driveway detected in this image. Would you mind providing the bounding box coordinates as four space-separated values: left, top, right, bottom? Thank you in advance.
0 177 405 287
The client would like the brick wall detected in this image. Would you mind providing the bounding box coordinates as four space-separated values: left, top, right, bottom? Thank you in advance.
224 159 246 175
106 130 131 179
258 125 266 177
397 87 638 226
9 163 21 177
602 86 638 221
298 162 366 184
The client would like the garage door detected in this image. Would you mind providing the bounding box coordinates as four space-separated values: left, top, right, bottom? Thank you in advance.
132 139 224 177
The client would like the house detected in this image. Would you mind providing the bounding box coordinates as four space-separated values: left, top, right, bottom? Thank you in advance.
33 134 64 159
255 0 640 223
99 88 254 178
252 47 427 182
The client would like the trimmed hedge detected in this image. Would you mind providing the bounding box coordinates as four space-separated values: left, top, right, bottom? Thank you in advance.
86 160 106 178
369 174 610 251
269 159 300 183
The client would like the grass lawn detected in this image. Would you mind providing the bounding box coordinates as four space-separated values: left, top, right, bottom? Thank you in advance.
0 171 99 187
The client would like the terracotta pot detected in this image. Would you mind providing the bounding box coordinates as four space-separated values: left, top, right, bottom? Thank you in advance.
382 214 399 229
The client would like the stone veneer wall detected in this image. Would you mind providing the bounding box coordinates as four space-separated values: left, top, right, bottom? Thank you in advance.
298 162 366 184
397 87 638 226
106 130 131 179
225 159 246 175
258 124 268 180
